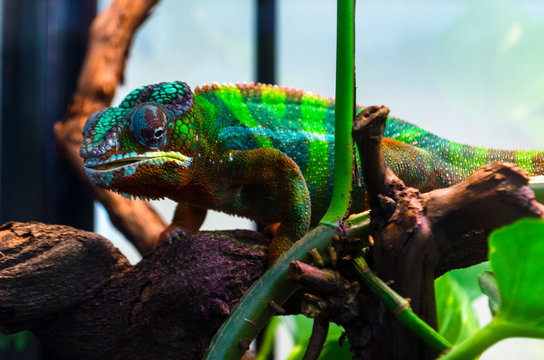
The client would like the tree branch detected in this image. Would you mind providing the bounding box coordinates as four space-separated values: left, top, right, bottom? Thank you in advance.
349 108 544 359
0 222 268 359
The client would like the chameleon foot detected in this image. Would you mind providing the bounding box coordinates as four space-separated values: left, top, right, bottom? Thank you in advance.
156 224 187 249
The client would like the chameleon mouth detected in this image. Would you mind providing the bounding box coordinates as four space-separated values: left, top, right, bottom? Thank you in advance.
84 151 193 172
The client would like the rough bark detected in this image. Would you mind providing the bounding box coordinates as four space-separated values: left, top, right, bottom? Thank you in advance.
0 222 268 359
1 156 542 359
346 106 544 359
54 0 164 255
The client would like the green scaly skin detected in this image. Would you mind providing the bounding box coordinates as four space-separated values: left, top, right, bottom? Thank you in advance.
80 81 544 261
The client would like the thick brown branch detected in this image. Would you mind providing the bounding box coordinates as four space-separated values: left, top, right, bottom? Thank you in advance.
424 162 544 276
54 0 164 255
0 222 268 359
350 109 544 359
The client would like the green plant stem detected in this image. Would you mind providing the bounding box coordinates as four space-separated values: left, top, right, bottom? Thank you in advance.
352 256 452 352
204 226 337 360
440 319 504 360
205 1 356 358
204 213 371 360
441 318 544 360
320 0 355 226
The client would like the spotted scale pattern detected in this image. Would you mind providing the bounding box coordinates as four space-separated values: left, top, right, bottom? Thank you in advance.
81 81 544 261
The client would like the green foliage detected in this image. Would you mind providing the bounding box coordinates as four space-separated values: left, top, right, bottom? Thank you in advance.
255 317 280 360
0 332 30 352
442 218 544 359
447 262 491 301
478 271 499 316
253 315 353 360
489 218 544 328
435 273 479 345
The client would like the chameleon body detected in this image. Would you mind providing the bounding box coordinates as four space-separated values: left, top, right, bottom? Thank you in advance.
80 81 544 261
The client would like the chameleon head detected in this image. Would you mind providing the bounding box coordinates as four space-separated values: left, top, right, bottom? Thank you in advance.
80 82 197 200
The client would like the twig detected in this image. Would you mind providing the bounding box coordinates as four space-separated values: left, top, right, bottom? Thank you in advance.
352 255 452 352
302 317 330 360
288 260 348 295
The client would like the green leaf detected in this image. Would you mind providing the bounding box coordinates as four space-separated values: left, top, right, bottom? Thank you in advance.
447 262 491 301
255 317 280 360
435 272 479 344
13 331 29 352
283 314 314 345
478 271 500 315
440 219 544 359
489 218 544 332
0 332 30 352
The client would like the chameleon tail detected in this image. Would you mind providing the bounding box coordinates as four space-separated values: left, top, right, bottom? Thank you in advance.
382 117 544 191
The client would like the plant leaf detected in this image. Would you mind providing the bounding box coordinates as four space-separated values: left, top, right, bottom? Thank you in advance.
478 271 500 315
489 218 544 332
448 262 491 301
435 272 479 344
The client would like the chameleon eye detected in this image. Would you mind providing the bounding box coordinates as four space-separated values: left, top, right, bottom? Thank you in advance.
130 104 168 149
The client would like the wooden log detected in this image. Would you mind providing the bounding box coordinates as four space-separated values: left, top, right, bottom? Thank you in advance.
0 222 268 359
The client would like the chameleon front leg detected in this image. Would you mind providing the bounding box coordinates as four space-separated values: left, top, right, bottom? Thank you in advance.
157 202 207 248
230 148 311 264
171 202 207 231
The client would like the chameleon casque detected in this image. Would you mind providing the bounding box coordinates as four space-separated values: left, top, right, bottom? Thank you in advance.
80 81 544 262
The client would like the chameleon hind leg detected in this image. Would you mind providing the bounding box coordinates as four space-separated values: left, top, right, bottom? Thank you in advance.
229 148 311 264
156 203 207 248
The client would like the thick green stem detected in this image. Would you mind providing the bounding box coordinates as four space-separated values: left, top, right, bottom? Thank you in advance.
439 319 504 360
441 318 544 360
352 256 452 352
203 213 370 360
320 0 355 226
204 213 370 360
204 1 356 358
204 226 337 360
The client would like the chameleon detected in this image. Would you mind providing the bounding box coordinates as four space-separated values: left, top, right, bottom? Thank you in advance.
80 81 544 262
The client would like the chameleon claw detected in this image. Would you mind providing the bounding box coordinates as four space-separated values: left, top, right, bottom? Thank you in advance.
156 224 187 248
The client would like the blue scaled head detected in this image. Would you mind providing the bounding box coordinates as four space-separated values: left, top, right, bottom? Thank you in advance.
79 81 198 200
